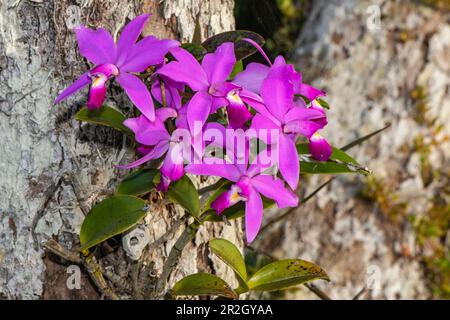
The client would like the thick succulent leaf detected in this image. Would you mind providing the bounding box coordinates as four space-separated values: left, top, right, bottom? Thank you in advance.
171 273 237 299
248 259 330 292
80 195 148 251
167 175 200 217
297 144 370 175
209 238 248 292
75 106 133 136
116 168 159 196
202 30 265 60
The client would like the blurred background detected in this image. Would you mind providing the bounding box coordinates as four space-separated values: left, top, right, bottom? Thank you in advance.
236 0 450 299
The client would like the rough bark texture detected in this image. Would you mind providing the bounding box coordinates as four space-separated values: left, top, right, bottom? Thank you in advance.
0 0 238 300
256 0 449 299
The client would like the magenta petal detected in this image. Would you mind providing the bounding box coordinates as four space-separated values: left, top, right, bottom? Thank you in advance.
54 72 90 104
185 163 241 182
116 72 155 121
120 38 180 72
278 133 299 190
245 187 263 243
309 133 332 161
232 62 269 94
211 184 242 214
151 77 184 110
115 14 150 66
74 26 115 65
124 115 170 146
156 107 177 122
160 142 185 181
116 140 168 169
251 175 298 208
260 77 294 122
226 92 252 129
157 174 171 192
202 42 236 84
137 145 153 155
86 76 107 110
187 91 212 135
157 47 209 91
211 97 228 113
284 106 326 138
250 114 281 145
298 83 325 101
240 88 274 121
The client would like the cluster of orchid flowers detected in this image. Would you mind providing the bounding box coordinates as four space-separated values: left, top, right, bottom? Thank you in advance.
55 14 332 243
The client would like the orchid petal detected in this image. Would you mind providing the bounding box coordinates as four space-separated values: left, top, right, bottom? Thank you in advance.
124 115 170 146
86 75 107 110
250 114 281 145
74 26 115 65
120 38 180 72
151 76 184 110
157 47 209 91
226 92 252 129
240 88 274 121
211 184 242 214
156 107 177 122
115 14 150 66
160 142 185 182
187 91 212 135
309 133 332 161
245 187 263 243
260 77 294 122
116 72 155 121
232 62 269 94
251 175 298 208
185 163 241 182
202 42 236 84
116 140 168 169
298 83 325 101
211 97 228 113
54 72 90 105
278 133 299 190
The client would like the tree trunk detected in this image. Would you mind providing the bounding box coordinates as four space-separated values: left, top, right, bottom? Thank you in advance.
257 0 449 299
0 0 238 300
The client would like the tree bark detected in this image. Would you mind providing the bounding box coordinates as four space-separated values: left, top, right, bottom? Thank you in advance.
0 0 238 300
257 0 449 299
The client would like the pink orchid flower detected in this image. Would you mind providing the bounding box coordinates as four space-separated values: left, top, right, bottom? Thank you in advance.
54 14 179 121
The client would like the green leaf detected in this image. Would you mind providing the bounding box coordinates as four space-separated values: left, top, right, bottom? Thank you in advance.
248 259 330 292
297 144 370 175
180 43 207 61
75 106 132 136
202 30 265 60
229 60 243 79
300 161 370 175
297 144 358 164
209 239 248 292
80 195 147 251
167 175 200 217
116 168 159 196
171 273 237 299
